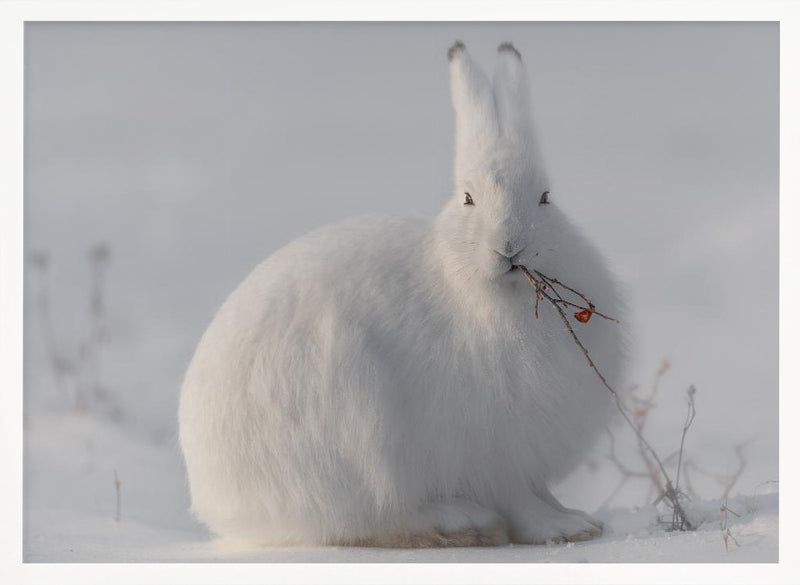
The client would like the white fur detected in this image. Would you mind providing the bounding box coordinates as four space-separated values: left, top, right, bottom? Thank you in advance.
179 42 626 547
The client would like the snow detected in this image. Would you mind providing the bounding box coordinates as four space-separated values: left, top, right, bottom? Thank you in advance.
23 411 778 564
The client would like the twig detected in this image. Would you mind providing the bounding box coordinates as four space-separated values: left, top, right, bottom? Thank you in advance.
720 499 740 551
604 365 672 507
519 266 618 397
605 427 650 481
633 360 670 427
532 270 620 323
599 427 651 509
683 443 748 500
81 242 111 404
674 386 697 497
30 251 83 407
722 444 747 500
28 243 113 413
628 365 672 505
518 264 694 531
113 468 122 522
667 386 697 530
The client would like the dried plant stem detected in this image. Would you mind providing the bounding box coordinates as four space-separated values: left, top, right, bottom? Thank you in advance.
720 500 740 551
533 270 619 323
519 266 618 397
722 444 748 501
82 243 110 404
113 468 122 522
674 386 697 494
30 252 78 406
600 428 650 509
611 362 672 507
29 243 112 413
518 265 694 531
683 443 748 501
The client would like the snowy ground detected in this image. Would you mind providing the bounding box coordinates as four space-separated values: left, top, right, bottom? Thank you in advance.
23 412 777 564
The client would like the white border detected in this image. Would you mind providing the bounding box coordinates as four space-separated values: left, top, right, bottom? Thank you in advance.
1 1 796 584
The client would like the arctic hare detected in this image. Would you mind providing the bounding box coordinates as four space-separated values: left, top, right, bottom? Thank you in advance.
179 41 625 547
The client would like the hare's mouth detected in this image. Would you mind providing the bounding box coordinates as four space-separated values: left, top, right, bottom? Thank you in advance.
494 248 527 274
498 264 523 281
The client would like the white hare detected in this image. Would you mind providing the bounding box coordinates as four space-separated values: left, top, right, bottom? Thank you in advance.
179 41 625 547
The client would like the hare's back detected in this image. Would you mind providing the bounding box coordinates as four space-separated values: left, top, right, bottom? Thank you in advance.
194 214 432 362
254 214 430 306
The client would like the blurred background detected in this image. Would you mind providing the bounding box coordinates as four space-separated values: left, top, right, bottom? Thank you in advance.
24 22 777 523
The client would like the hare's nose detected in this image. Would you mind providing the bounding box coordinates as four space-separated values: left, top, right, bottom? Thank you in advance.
495 241 524 259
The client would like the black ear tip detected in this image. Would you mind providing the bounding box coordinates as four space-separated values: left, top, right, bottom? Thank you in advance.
447 40 466 62
498 42 522 60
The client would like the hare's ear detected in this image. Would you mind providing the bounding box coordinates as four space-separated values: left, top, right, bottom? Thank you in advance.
448 41 499 175
493 42 533 143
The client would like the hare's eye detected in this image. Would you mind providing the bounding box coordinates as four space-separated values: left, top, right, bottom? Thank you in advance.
464 192 475 206
539 191 550 205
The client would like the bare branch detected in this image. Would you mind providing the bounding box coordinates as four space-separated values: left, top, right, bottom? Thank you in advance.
519 266 619 397
720 498 740 551
600 427 651 509
674 385 697 494
722 444 748 500
533 270 619 323
113 468 122 522
29 243 114 413
29 250 78 406
518 264 694 531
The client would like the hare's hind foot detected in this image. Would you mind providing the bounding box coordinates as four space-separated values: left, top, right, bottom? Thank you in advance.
505 492 603 545
347 522 508 548
342 499 509 548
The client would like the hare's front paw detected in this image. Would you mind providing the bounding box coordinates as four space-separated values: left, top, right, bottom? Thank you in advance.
506 498 603 545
